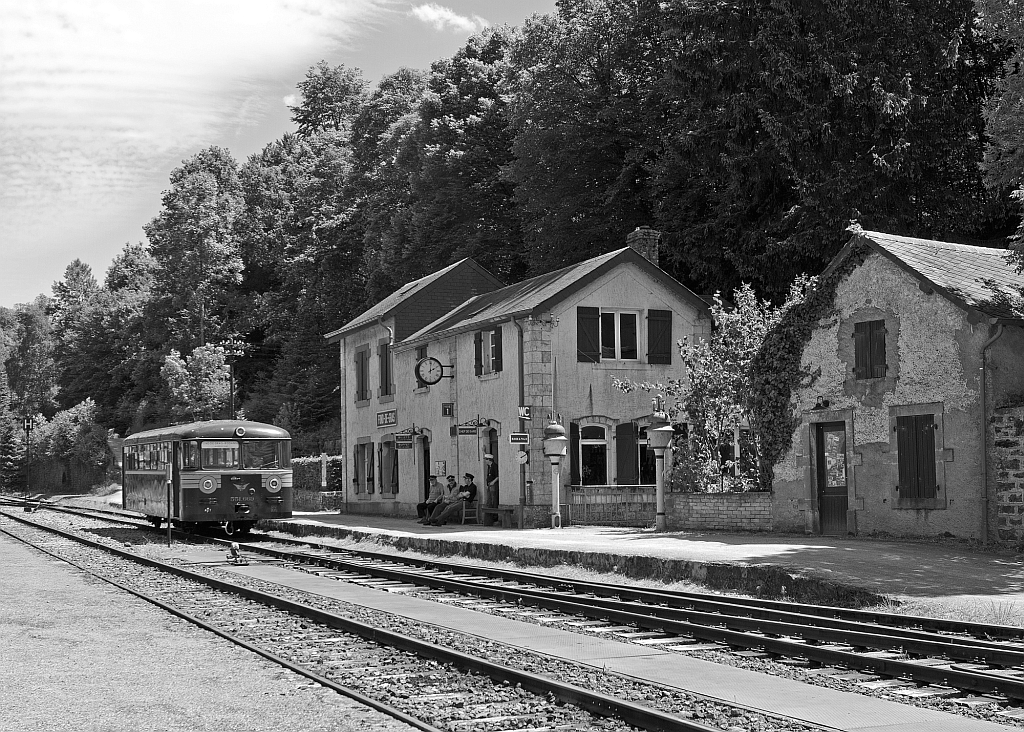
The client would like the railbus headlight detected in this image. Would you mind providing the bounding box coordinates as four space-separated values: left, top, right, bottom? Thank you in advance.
200 477 216 494
267 476 281 493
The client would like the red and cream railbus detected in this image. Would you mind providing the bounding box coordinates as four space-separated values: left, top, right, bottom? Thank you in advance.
122 420 292 536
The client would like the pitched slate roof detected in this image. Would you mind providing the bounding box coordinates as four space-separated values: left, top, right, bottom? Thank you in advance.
325 258 502 341
401 247 709 346
834 229 1024 323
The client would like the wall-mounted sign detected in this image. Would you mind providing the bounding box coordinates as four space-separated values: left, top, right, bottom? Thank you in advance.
376 410 398 428
442 402 454 417
457 426 477 436
434 460 446 476
518 406 532 420
509 432 530 444
395 434 413 449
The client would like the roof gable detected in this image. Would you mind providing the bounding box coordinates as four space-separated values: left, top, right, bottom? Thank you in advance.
325 259 504 342
401 247 710 345
827 229 1024 323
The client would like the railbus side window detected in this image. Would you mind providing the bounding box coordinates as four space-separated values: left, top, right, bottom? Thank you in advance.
181 441 200 469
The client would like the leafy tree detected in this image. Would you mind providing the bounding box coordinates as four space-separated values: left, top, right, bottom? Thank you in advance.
653 0 1007 298
145 146 243 350
5 296 58 419
49 260 101 410
290 61 368 136
32 399 109 472
161 346 230 423
389 27 527 283
508 0 664 271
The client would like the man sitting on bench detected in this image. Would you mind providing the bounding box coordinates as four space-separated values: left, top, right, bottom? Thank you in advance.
427 473 477 526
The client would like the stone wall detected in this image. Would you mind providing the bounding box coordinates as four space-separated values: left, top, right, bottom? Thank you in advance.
994 405 1024 544
666 492 772 532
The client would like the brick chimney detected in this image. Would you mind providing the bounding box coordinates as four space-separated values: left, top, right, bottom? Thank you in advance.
626 225 660 267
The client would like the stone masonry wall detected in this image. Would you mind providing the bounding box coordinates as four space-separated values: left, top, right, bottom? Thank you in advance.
994 405 1024 544
666 492 772 532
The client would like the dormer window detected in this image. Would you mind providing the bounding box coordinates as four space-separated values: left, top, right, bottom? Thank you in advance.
853 320 886 379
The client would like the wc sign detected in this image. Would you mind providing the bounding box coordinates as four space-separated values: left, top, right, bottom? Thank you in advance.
518 405 531 420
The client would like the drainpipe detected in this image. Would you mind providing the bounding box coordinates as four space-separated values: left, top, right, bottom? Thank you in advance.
980 323 1005 545
512 315 526 529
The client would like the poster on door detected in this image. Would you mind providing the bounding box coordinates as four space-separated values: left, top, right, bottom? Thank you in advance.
824 431 846 488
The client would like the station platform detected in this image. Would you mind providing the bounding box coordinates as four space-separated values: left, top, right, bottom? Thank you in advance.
266 511 1024 611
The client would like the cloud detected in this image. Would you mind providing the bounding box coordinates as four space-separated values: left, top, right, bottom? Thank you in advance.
410 3 488 34
0 0 387 240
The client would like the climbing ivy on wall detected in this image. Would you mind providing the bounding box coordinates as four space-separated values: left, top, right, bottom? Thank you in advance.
748 238 869 491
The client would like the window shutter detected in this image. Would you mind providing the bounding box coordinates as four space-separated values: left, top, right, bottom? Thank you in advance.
353 445 362 493
492 327 503 372
366 442 375 493
474 331 483 376
354 350 365 401
615 422 638 484
577 307 600 363
915 415 936 498
869 321 887 379
378 343 386 397
647 310 672 365
570 422 581 485
896 416 914 496
852 322 869 380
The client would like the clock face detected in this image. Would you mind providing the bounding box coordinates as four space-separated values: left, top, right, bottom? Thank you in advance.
415 356 444 385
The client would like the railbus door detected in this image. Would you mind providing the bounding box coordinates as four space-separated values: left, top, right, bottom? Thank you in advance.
815 422 849 535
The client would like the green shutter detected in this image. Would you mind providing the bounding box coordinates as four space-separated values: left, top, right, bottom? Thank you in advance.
615 422 638 484
474 331 483 375
577 307 600 363
869 321 887 379
647 310 672 364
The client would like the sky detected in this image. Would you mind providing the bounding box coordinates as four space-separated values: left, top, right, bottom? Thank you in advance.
0 0 556 309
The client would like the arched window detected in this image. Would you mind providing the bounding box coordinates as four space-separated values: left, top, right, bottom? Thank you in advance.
579 425 607 485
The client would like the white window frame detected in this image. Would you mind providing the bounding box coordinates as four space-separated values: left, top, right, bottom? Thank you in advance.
599 309 641 361
579 424 609 486
482 329 499 374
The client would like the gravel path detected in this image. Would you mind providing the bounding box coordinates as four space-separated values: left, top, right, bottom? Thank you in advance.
0 531 418 732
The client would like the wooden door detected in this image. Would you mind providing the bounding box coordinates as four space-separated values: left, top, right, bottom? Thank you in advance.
815 422 848 535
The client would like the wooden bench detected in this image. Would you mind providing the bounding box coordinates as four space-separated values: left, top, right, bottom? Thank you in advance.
481 506 516 528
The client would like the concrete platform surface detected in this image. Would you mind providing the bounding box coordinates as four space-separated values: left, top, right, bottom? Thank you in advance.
272 512 1024 609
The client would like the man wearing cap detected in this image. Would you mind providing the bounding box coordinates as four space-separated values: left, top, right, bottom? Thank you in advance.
416 475 444 522
484 453 498 503
427 473 478 526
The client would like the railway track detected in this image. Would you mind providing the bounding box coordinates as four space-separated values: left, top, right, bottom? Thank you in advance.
9 498 1024 726
0 506 827 732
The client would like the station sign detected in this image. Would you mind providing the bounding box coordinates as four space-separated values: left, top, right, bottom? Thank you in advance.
509 432 530 444
457 426 478 435
395 433 414 449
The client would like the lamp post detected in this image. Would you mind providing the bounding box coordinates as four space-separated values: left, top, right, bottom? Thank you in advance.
648 401 675 531
542 420 568 529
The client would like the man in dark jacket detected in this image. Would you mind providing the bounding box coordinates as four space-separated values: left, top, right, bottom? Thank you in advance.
428 473 478 525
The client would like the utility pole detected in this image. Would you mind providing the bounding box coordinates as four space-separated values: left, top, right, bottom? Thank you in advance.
22 416 32 495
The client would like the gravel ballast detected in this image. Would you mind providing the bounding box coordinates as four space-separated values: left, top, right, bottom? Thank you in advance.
0 531 417 732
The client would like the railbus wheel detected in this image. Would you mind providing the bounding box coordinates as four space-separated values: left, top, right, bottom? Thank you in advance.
148 516 163 529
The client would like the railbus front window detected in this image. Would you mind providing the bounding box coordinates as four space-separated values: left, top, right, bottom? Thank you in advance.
201 441 239 469
241 440 287 469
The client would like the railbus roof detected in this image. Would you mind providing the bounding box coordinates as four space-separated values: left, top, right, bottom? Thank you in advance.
123 420 290 445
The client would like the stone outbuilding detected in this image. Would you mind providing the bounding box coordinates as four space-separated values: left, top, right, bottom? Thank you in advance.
772 229 1024 542
326 229 710 528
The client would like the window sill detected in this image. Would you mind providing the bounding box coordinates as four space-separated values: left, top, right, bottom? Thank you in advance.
478 371 501 381
895 497 946 510
378 393 395 404
381 492 396 500
355 399 371 408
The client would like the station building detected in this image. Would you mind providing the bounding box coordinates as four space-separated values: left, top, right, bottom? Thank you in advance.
326 229 710 527
772 229 1024 542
